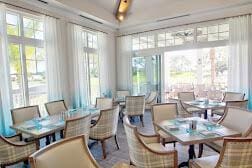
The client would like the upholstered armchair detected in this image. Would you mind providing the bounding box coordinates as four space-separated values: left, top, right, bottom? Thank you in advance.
151 103 177 146
0 134 37 168
11 105 41 141
29 135 100 168
123 116 178 168
95 97 113 110
89 106 120 159
178 92 204 116
212 100 248 116
64 114 91 143
124 96 145 127
44 100 68 116
145 91 158 110
206 107 252 153
190 137 252 168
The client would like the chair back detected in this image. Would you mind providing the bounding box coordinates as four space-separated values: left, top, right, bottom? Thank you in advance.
90 106 119 139
226 100 248 109
151 103 177 132
216 138 252 167
219 107 252 136
223 92 245 101
146 91 157 102
125 96 145 116
64 114 91 142
178 92 195 101
11 105 40 124
29 135 99 168
45 100 67 116
95 97 113 110
116 90 130 98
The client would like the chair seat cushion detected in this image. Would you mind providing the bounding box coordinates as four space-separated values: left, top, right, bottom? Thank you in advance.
205 140 223 152
212 109 224 116
158 130 176 142
190 155 219 168
146 143 167 152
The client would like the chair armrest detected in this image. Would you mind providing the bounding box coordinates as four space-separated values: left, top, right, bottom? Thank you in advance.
146 96 157 104
5 133 22 142
138 133 160 144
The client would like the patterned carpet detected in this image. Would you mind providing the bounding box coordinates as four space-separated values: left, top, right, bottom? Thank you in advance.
10 110 218 168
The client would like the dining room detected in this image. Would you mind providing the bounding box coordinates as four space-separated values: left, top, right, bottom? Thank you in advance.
0 0 252 168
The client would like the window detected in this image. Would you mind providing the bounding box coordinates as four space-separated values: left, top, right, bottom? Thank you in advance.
197 23 229 42
132 35 155 50
82 31 100 105
6 11 47 112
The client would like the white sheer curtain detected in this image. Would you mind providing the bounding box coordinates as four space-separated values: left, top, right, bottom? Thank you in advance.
67 24 90 108
0 5 13 135
228 15 252 106
45 16 68 105
116 35 132 91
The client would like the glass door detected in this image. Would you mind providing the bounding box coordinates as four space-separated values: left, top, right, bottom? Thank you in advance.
132 55 161 98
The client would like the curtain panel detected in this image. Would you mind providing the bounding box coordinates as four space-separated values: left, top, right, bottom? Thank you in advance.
0 6 14 135
228 15 252 108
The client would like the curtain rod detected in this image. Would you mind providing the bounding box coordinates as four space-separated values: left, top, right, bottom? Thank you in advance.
0 1 60 19
117 13 251 37
69 21 108 34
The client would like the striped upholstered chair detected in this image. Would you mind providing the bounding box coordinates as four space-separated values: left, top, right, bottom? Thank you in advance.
190 137 252 168
64 114 91 142
123 116 178 168
222 92 245 101
205 107 252 153
95 97 113 110
0 134 37 168
29 135 100 168
45 100 68 116
212 100 248 116
89 106 120 159
151 103 177 146
124 96 145 127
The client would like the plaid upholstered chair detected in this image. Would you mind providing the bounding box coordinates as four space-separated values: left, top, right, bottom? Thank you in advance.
64 114 91 142
212 100 248 116
177 92 204 116
123 116 178 168
0 134 37 168
151 103 177 146
29 135 100 168
222 92 245 101
89 106 120 159
190 137 252 168
11 105 41 141
45 100 68 116
95 97 113 110
124 96 145 127
206 107 252 153
145 91 158 110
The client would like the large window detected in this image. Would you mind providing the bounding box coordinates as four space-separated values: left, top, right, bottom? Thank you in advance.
83 31 100 105
6 11 47 111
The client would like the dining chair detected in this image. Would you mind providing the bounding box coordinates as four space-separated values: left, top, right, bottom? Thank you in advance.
190 137 252 168
29 135 100 168
177 92 204 116
151 103 177 146
205 107 252 153
116 90 130 99
168 98 193 117
124 96 145 127
123 116 178 168
0 134 37 168
222 92 245 101
95 97 113 110
64 114 91 143
11 105 41 141
212 100 248 116
89 106 120 159
145 91 158 110
44 100 68 116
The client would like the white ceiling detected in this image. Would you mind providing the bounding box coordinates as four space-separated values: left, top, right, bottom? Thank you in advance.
50 0 252 31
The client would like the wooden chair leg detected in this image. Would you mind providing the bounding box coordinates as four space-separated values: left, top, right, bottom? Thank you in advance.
114 135 120 150
52 133 56 142
198 143 204 158
60 130 64 138
173 141 176 148
101 140 106 159
140 115 144 127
